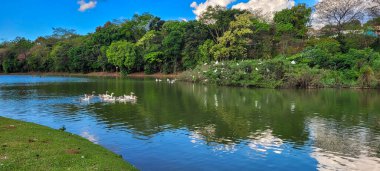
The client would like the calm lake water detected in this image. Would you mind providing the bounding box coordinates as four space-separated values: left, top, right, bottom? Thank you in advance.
1 75 380 171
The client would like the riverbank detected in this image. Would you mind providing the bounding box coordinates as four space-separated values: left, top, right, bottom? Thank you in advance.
178 59 380 89
0 117 137 170
0 72 180 79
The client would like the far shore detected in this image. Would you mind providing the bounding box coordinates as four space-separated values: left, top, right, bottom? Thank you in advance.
0 72 180 79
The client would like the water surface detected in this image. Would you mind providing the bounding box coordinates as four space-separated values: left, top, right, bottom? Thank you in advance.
0 75 379 171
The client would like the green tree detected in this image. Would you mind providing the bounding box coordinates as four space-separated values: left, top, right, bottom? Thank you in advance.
106 41 139 73
199 6 246 42
161 21 187 73
198 39 215 63
27 45 50 71
274 4 312 55
50 42 71 72
274 4 312 39
182 21 210 69
136 30 164 73
211 13 254 60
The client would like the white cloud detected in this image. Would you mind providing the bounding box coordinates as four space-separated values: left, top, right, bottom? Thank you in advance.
78 0 97 12
191 0 295 20
179 17 189 22
190 0 236 19
232 0 295 19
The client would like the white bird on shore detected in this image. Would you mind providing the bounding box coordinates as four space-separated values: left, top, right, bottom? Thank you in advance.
291 60 296 65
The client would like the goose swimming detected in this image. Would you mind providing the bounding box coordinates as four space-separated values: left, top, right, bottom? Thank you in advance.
80 94 90 102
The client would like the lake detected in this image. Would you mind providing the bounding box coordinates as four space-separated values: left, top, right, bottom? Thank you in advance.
0 75 379 171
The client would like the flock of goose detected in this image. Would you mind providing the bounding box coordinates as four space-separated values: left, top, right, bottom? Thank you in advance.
79 78 175 104
80 91 137 104
156 78 177 84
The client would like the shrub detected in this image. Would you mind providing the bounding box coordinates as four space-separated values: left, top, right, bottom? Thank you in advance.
284 64 322 88
307 38 341 54
358 65 376 88
321 70 358 87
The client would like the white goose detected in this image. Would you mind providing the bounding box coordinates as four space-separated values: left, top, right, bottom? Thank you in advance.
80 94 90 102
124 92 137 101
117 96 127 103
104 93 116 103
99 91 109 100
170 79 177 84
89 91 96 99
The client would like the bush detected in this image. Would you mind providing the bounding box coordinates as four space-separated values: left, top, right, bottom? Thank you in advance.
358 65 376 88
321 70 358 87
307 38 341 54
284 64 322 88
180 59 306 88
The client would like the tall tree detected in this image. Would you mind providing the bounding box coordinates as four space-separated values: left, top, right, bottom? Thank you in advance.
136 30 164 73
52 28 77 39
211 13 254 60
161 21 187 73
182 21 210 69
106 41 139 73
274 4 312 39
314 0 366 36
199 6 245 43
368 0 380 17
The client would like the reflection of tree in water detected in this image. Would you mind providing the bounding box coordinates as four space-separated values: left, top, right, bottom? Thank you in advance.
308 117 380 170
2 77 380 164
46 80 380 150
86 83 380 146
247 129 284 154
189 124 237 152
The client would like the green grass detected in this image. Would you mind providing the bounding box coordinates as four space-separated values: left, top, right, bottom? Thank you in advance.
0 117 137 171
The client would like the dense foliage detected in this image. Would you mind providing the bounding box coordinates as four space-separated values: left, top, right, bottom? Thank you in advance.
0 4 379 88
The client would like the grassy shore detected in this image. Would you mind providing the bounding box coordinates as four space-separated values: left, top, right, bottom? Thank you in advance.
0 117 137 171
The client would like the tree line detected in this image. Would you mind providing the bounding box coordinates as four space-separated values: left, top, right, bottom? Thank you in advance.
0 0 379 86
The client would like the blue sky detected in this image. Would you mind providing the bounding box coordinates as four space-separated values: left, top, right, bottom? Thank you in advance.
0 0 316 41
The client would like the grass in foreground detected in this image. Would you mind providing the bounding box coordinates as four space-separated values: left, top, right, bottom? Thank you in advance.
0 117 137 171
